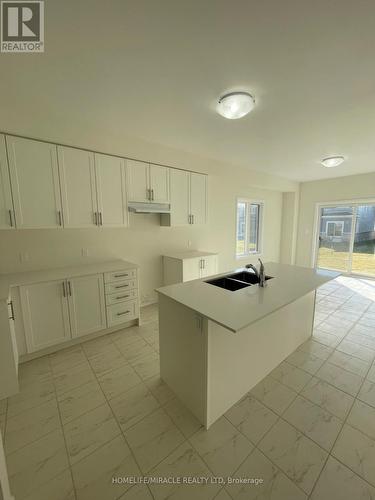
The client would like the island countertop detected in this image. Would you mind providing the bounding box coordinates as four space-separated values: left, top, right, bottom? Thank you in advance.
156 262 339 332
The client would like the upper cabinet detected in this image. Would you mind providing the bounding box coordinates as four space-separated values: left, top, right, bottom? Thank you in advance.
58 146 97 228
95 153 128 227
6 136 62 229
161 170 207 226
149 164 170 203
1 134 206 229
190 172 207 225
166 169 190 225
0 134 15 229
127 160 170 203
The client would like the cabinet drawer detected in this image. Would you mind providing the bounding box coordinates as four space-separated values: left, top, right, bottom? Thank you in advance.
104 269 137 283
107 300 137 327
105 279 136 295
105 289 137 306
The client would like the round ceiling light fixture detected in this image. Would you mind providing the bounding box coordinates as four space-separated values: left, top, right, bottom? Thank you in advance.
320 156 345 168
217 91 255 119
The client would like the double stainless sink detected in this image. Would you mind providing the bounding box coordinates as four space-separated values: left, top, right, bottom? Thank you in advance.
206 271 273 291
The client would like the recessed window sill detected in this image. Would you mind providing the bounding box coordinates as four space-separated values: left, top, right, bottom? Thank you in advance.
236 252 261 260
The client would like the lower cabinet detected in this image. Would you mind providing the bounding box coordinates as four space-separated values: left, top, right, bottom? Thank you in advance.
20 279 71 352
68 274 106 339
19 268 139 353
163 252 218 285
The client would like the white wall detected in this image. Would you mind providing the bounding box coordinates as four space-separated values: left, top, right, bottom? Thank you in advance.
0 129 297 304
296 171 375 267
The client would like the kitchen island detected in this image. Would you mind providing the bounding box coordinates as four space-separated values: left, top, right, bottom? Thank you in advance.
156 262 339 429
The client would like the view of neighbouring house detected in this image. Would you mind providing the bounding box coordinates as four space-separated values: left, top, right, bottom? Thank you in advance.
317 204 375 275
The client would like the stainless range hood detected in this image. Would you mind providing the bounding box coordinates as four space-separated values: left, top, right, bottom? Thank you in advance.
128 202 171 214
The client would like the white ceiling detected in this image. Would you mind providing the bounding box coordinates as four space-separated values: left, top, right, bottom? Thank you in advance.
1 0 375 182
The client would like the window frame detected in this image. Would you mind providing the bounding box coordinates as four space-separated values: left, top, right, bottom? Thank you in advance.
235 198 264 259
326 221 344 237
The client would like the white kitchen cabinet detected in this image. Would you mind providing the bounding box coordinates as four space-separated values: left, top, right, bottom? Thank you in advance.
95 153 128 227
166 169 190 225
149 164 170 202
17 262 140 354
0 295 19 400
199 255 217 278
190 172 207 225
7 136 62 229
163 251 218 285
127 160 170 203
20 280 71 352
0 134 15 229
58 146 97 228
161 170 207 226
68 274 106 338
127 159 150 202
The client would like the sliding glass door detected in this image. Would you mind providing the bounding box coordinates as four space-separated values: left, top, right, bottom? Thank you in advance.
316 203 375 277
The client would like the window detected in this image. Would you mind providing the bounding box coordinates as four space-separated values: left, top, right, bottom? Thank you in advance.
236 200 263 257
326 221 344 237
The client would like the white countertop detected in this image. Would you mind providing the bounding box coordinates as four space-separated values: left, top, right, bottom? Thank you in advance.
163 250 218 260
156 262 339 332
0 259 138 302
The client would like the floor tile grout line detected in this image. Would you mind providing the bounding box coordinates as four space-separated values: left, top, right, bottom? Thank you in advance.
221 412 310 498
81 339 158 500
307 352 373 499
6 356 79 499
48 352 79 500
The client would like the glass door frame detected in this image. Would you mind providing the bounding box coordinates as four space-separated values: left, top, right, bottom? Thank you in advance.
312 199 375 278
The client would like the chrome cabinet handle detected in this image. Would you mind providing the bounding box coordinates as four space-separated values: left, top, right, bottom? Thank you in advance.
147 189 150 200
67 281 72 296
117 310 130 316
151 189 154 201
8 301 15 320
115 284 129 289
114 274 129 278
94 212 98 225
116 294 129 300
57 210 62 226
192 214 195 224
202 259 205 269
62 281 66 297
99 212 103 226
9 209 13 227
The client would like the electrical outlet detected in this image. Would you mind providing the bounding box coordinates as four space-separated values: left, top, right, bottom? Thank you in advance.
81 248 89 257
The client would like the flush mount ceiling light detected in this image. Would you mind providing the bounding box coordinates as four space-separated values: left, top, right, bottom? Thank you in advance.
321 156 345 168
217 92 255 119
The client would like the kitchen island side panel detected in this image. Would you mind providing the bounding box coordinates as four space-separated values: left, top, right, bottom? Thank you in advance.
206 291 316 428
158 294 208 424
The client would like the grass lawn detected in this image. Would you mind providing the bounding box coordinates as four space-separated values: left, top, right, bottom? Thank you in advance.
318 246 375 275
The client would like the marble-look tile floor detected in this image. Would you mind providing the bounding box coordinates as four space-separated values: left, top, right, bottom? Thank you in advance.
1 276 375 499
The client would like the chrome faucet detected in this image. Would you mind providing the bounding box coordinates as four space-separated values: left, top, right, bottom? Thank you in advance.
245 260 267 287
258 258 266 287
245 263 259 278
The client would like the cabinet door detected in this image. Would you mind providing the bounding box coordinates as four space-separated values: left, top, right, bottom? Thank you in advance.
95 154 128 227
182 258 201 282
58 146 97 228
190 173 207 225
7 136 62 229
20 280 71 353
149 164 170 203
67 274 106 339
200 255 217 278
0 134 15 229
127 160 150 202
169 169 189 225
